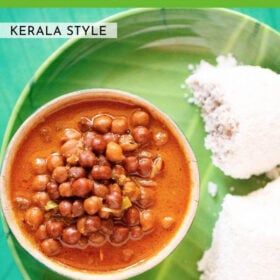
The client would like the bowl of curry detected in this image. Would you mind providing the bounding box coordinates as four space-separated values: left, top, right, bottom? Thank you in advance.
0 89 199 280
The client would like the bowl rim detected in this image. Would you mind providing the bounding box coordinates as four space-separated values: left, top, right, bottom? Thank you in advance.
0 88 199 280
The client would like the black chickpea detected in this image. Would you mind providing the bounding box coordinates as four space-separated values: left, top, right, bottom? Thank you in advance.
131 110 150 126
138 186 156 208
119 134 138 152
140 210 156 232
83 131 96 148
46 220 64 238
35 224 48 240
93 182 109 198
32 158 47 174
105 191 122 210
109 183 121 194
161 216 175 230
153 130 169 146
46 153 64 171
72 200 85 217
110 225 129 244
15 196 31 210
68 166 86 179
59 200 72 217
123 181 140 202
61 139 81 158
32 192 50 208
32 175 50 191
78 117 93 132
72 178 93 197
61 128 81 142
93 115 112 134
97 155 110 166
84 216 102 233
59 182 73 197
106 142 124 163
123 156 139 173
91 165 112 180
77 216 88 235
111 117 128 134
84 196 102 215
79 150 96 167
46 181 60 200
138 157 153 177
91 134 107 154
24 207 44 230
103 132 120 144
52 166 68 183
89 232 106 245
62 226 81 245
41 238 62 256
132 126 151 145
100 219 114 236
124 207 140 226
111 165 126 180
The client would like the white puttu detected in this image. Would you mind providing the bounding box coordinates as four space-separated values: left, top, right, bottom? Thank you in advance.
186 55 280 179
198 177 280 280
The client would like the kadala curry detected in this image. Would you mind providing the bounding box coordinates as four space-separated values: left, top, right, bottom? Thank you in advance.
7 95 193 272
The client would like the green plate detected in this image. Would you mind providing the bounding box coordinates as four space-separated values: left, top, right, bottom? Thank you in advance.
1 8 280 280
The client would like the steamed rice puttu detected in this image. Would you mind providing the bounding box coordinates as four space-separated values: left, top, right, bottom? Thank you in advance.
198 177 280 280
186 55 280 179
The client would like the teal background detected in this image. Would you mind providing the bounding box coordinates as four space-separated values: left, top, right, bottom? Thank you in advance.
0 8 279 280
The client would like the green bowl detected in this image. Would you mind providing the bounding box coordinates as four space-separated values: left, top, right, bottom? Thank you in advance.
1 8 280 280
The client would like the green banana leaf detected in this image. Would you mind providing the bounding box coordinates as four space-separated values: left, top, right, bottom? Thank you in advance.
1 8 280 280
